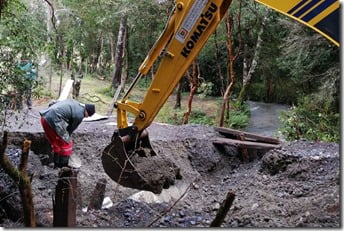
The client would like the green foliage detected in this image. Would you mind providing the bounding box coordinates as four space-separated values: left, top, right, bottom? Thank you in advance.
32 85 54 99
197 82 215 98
224 102 249 129
188 110 215 126
97 84 114 97
156 105 215 126
0 0 46 119
279 96 339 142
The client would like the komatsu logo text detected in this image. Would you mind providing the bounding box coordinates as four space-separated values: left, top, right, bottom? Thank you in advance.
181 3 218 58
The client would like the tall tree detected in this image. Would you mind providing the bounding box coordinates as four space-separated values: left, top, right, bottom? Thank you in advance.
218 1 243 127
183 60 200 124
237 14 269 103
111 16 127 89
107 15 128 116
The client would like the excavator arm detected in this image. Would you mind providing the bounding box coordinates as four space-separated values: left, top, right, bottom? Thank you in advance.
102 0 233 194
117 0 233 131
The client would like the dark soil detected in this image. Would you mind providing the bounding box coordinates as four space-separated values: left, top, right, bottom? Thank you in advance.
0 108 340 228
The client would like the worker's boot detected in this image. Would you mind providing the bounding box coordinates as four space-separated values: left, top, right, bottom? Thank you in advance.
53 153 70 168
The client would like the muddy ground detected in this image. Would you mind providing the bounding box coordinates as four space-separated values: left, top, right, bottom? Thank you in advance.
0 108 340 228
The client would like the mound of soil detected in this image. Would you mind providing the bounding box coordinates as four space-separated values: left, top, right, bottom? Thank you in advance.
0 109 340 228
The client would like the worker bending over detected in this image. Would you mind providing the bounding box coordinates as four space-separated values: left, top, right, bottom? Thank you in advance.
40 99 95 168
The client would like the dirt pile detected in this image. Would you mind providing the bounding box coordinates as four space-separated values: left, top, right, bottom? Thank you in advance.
0 111 340 228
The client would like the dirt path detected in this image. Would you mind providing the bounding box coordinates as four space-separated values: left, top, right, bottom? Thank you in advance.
245 100 289 138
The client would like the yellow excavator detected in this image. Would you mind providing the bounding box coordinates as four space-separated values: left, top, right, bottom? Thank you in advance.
102 0 339 194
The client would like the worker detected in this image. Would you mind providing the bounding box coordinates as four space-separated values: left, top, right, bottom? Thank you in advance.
40 99 96 168
17 59 36 109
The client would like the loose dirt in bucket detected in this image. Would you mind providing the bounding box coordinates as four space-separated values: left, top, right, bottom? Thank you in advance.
129 148 182 191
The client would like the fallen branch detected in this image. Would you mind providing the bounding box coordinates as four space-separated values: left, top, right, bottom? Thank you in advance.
210 191 235 227
0 131 36 227
81 93 107 104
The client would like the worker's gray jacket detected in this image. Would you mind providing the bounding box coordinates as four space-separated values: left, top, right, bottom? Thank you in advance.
40 99 86 143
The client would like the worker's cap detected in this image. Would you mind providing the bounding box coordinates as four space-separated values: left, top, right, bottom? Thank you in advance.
85 104 95 117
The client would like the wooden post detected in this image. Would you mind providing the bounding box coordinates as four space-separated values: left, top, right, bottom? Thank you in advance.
53 167 78 227
210 191 235 227
88 178 107 210
239 133 249 162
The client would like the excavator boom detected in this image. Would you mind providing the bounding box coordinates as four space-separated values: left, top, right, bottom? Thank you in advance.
102 0 233 193
117 0 233 131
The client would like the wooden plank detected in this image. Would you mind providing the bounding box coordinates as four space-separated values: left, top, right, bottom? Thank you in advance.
58 79 74 101
214 127 280 144
213 137 281 149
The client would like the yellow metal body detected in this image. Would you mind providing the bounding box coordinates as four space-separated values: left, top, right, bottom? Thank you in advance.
256 0 340 46
116 0 339 132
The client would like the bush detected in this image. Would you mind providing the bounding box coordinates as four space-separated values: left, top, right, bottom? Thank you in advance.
224 102 250 129
279 96 339 142
197 82 215 98
188 110 215 126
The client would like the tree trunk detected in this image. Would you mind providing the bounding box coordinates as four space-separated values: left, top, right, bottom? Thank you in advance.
107 16 128 116
174 80 183 109
111 16 127 89
110 33 115 64
0 133 36 227
58 64 63 97
266 76 274 102
214 30 225 96
237 15 268 103
183 60 200 124
218 0 243 127
96 35 104 75
219 14 236 127
0 0 8 20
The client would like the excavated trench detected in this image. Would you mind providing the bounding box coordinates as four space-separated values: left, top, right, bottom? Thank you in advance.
0 115 340 228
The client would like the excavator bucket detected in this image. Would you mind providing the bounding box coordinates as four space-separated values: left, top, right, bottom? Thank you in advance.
102 128 181 194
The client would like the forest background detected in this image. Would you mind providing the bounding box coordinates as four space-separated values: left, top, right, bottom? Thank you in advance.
0 0 340 142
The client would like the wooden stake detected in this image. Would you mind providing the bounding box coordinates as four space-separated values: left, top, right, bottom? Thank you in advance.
53 167 78 227
88 178 107 210
210 191 235 227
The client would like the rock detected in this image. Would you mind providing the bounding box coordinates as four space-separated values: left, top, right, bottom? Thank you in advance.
251 203 259 210
213 203 220 211
260 150 298 175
